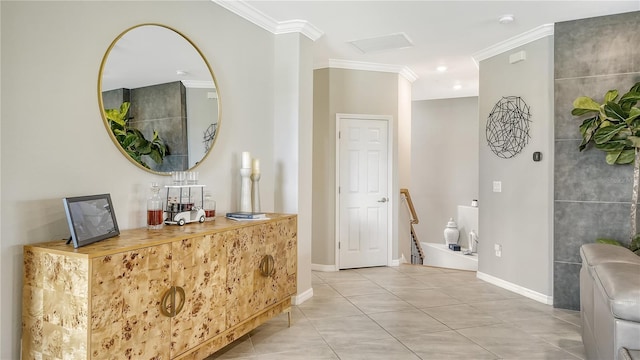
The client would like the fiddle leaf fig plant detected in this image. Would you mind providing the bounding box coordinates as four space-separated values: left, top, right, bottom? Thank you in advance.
105 101 168 169
573 81 640 254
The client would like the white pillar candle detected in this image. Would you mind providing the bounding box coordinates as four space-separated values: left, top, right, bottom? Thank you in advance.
252 158 260 175
241 151 251 169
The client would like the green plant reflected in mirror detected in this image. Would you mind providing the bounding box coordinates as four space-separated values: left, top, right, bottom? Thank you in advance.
98 24 221 175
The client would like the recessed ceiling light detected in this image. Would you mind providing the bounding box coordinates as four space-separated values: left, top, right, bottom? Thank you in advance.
453 84 462 90
176 70 188 76
499 14 514 24
436 66 448 72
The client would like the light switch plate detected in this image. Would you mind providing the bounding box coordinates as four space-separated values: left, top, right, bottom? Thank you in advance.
493 181 502 192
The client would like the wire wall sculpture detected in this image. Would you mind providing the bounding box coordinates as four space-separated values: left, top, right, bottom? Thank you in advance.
203 123 218 152
486 96 531 159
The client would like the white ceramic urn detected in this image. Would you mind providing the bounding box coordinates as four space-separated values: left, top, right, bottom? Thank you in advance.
444 218 460 246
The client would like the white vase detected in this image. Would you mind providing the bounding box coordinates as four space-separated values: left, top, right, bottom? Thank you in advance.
240 168 252 212
444 218 460 246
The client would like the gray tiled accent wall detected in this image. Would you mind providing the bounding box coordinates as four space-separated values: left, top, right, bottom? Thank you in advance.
131 81 188 172
553 11 640 310
103 82 188 172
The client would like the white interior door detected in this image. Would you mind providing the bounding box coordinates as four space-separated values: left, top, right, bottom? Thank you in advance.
338 115 390 269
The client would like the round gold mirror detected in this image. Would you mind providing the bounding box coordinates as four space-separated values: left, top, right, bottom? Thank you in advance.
98 24 220 174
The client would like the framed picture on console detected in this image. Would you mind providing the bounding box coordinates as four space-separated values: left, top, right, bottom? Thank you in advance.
62 193 120 248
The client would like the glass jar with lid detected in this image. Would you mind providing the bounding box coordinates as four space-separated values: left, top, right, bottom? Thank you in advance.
147 182 164 230
204 192 216 221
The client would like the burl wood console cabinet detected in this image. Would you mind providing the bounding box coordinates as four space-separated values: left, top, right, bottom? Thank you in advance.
22 214 297 360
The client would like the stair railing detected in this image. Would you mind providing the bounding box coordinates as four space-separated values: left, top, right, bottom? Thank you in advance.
400 188 424 264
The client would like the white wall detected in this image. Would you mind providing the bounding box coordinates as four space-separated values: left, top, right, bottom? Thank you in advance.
273 32 314 301
411 97 479 246
0 2 312 358
311 68 408 267
186 87 219 169
398 76 413 262
478 36 554 300
311 68 332 266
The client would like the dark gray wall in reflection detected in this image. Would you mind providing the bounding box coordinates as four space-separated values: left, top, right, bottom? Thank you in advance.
103 81 188 172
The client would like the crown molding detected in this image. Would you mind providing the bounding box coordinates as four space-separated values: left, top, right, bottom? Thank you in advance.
321 59 418 83
472 23 554 66
212 0 277 34
211 0 323 41
275 20 323 41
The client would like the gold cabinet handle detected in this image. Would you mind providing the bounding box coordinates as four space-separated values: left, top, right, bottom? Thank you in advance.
259 254 275 277
160 286 186 317
174 286 186 315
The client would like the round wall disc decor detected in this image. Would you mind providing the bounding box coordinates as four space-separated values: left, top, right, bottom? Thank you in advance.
486 96 531 159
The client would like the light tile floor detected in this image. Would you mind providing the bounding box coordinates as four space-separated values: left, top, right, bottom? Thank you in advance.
207 265 585 360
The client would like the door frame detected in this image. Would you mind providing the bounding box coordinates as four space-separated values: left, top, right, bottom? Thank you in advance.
335 113 394 269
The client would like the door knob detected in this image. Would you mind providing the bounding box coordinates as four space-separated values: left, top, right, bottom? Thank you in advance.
377 197 389 203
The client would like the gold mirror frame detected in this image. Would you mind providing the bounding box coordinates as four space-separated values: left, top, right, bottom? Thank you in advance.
98 23 221 175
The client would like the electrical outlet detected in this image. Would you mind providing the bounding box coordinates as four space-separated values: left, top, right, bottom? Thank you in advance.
494 243 502 257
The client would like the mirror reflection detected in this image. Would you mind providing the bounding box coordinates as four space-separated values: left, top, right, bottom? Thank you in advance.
99 24 220 174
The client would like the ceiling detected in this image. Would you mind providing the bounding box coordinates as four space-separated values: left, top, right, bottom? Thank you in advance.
102 25 214 92
217 0 639 100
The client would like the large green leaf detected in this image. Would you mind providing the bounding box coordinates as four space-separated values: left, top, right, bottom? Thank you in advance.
578 117 599 150
134 134 152 154
572 108 597 116
122 134 137 148
604 90 619 103
603 148 634 164
595 140 626 151
615 149 636 164
105 108 126 126
604 101 628 122
594 124 628 144
605 149 623 164
627 136 640 148
620 91 640 113
620 91 640 104
627 107 640 126
119 101 130 117
573 96 601 112
149 149 163 164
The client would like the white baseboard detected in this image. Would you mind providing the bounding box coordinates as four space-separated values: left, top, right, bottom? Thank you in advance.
311 263 338 272
390 259 400 267
292 287 313 305
476 271 553 305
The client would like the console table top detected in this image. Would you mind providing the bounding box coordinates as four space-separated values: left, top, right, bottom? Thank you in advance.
25 213 296 258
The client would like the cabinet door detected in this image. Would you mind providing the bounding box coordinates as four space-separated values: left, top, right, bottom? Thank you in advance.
275 216 298 300
225 219 298 328
225 226 264 327
91 244 172 359
171 233 227 358
22 249 90 360
260 217 297 306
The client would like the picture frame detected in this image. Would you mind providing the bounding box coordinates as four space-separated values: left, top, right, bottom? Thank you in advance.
62 193 120 248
